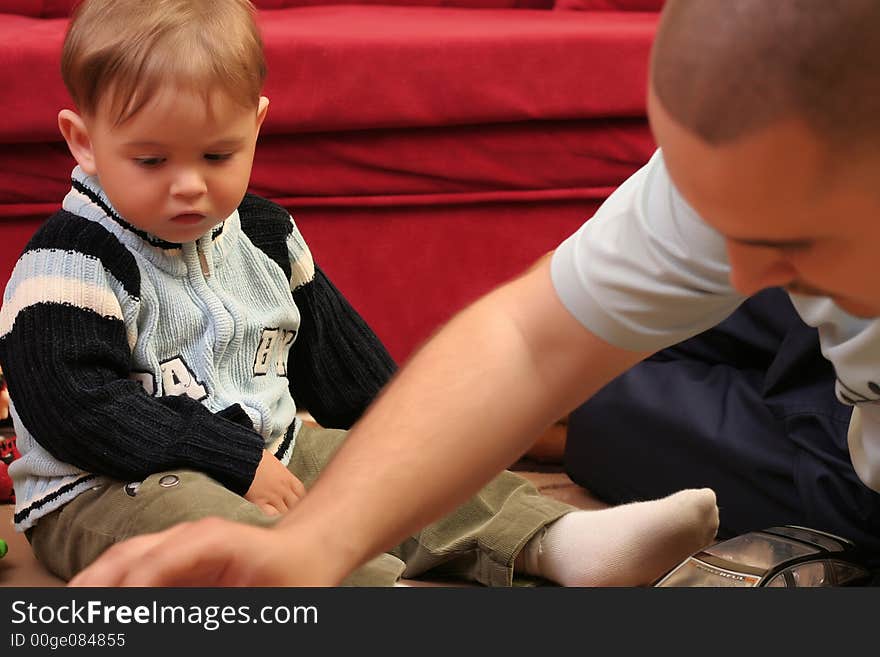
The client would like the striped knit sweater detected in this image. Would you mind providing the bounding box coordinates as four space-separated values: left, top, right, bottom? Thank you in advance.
0 167 396 531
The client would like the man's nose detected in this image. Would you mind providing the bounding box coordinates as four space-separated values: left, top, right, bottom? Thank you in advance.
170 168 207 199
726 241 797 297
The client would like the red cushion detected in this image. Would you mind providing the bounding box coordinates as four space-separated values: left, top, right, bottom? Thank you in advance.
251 120 654 201
0 1 43 17
555 0 664 11
257 6 657 133
255 0 554 8
0 0 79 18
0 6 657 142
0 0 554 18
0 15 70 142
0 121 654 216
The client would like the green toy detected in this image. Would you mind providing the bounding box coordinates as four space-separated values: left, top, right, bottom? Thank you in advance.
0 538 7 559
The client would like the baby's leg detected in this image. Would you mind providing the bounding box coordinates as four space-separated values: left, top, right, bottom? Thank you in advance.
27 470 276 581
387 473 717 587
291 424 571 586
290 425 718 586
516 488 719 586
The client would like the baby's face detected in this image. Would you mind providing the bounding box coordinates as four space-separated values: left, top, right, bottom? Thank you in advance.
84 87 268 244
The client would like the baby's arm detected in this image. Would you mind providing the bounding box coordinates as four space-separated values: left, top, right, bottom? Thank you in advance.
246 449 306 515
237 194 395 430
0 223 263 494
0 366 8 421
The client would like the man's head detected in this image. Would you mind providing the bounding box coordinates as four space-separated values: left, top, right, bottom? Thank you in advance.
57 0 269 244
649 0 880 317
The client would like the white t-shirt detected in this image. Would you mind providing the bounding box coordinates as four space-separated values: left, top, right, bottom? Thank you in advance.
551 149 880 493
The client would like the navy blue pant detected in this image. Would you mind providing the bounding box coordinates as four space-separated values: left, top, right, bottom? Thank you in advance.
566 288 880 564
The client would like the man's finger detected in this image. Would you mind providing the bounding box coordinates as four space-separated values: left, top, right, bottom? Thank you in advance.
71 519 247 587
283 490 300 510
291 477 307 499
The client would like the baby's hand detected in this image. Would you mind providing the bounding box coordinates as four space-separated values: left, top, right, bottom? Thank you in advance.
0 370 8 421
244 450 307 516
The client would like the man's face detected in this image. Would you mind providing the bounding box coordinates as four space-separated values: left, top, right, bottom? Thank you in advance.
648 83 880 318
83 88 268 244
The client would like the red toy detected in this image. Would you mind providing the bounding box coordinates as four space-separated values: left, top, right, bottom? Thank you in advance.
0 366 18 504
0 436 18 504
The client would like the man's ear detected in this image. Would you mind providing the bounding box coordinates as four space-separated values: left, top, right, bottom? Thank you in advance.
58 109 97 175
256 96 269 131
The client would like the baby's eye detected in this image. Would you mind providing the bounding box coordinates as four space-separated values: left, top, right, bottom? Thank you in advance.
134 157 165 168
204 153 232 162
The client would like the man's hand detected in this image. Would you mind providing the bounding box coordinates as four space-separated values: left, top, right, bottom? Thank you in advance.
245 450 306 515
68 518 339 587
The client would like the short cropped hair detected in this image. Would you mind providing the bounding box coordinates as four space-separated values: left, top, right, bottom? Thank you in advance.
61 0 266 124
651 0 880 151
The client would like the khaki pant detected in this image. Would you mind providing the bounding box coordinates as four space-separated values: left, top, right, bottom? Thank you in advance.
29 425 574 585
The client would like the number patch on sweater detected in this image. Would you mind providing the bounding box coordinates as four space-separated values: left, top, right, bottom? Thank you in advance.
254 328 297 376
159 356 208 401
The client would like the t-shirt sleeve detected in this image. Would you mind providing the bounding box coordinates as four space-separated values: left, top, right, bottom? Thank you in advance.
847 407 880 493
550 149 746 352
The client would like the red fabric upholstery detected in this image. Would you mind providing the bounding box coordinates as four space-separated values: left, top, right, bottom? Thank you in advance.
554 0 665 11
0 1 660 361
0 0 555 17
2 121 654 213
0 8 658 141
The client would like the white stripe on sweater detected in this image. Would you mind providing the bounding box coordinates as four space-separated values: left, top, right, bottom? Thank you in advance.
0 275 123 338
287 215 315 290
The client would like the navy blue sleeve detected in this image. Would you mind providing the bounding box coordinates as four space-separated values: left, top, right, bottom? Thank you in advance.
289 265 396 429
237 194 396 429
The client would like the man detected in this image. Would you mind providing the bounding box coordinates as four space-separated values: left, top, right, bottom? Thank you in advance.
71 0 880 586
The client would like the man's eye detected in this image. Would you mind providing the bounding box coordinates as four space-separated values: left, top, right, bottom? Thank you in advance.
204 153 232 162
134 157 165 167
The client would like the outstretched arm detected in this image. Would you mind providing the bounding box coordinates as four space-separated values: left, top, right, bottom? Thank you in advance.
277 254 651 581
70 254 648 586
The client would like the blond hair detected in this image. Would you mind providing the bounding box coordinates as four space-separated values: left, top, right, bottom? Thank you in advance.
61 0 266 124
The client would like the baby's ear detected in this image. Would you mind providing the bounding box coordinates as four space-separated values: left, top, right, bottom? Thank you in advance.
256 96 269 129
58 109 97 175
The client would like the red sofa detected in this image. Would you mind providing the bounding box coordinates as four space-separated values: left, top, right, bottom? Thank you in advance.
0 0 661 362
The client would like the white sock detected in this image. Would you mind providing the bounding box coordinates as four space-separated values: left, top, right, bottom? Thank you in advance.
516 488 719 586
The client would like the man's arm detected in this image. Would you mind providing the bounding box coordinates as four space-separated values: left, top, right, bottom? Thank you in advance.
70 254 649 586
276 254 650 580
